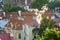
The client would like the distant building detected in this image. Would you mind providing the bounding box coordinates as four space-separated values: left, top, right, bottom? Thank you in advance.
3 0 32 6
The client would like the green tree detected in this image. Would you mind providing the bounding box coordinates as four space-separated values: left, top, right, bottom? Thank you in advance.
30 0 49 10
43 28 60 40
10 6 25 12
47 1 60 10
39 14 55 36
37 28 60 40
32 28 40 36
3 3 13 12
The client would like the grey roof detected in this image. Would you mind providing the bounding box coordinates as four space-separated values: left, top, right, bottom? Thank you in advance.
0 19 9 28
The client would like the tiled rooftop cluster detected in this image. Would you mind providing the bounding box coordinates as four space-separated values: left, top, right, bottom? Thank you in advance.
0 11 38 30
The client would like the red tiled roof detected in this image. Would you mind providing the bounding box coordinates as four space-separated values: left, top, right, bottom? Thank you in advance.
6 13 10 18
21 12 36 16
6 19 23 30
5 12 38 30
44 13 54 18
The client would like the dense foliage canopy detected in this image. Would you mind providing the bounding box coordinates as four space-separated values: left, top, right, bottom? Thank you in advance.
30 0 49 10
47 1 60 10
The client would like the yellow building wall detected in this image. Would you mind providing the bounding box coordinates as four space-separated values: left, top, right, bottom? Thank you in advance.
13 30 24 40
4 27 24 40
5 27 35 40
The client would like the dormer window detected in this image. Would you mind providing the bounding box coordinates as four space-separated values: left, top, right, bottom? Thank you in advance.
33 16 36 20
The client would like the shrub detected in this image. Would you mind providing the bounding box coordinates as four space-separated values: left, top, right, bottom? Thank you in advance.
36 28 60 40
43 28 60 40
3 3 13 12
32 28 40 36
10 6 25 12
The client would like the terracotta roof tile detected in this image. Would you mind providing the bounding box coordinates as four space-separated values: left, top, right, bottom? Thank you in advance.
21 12 36 16
44 13 54 18
6 13 10 18
5 11 38 30
6 19 23 30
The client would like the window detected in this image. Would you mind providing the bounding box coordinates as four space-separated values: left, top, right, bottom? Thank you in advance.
18 34 21 39
32 16 36 20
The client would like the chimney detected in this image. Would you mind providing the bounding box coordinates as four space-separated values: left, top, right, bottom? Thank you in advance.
3 12 6 17
18 11 21 16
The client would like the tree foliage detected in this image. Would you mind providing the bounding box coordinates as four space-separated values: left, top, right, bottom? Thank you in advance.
39 14 55 36
3 3 25 12
43 28 60 40
47 1 60 10
32 28 40 36
37 28 60 40
10 6 25 12
30 0 49 10
3 3 13 12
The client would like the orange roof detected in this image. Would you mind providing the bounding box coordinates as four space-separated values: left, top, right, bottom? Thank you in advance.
23 16 35 24
21 12 36 16
6 19 23 30
5 12 38 30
